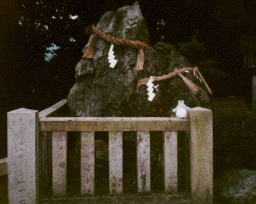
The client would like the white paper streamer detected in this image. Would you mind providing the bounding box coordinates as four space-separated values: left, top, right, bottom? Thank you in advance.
108 44 118 68
146 76 159 102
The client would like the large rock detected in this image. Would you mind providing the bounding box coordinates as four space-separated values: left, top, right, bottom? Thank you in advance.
68 1 150 117
66 2 211 194
67 2 211 117
215 169 256 203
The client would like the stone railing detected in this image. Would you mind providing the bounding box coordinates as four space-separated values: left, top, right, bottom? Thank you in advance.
7 99 213 203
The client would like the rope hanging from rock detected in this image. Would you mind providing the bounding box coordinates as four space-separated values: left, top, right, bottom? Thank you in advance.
83 25 149 71
137 67 212 95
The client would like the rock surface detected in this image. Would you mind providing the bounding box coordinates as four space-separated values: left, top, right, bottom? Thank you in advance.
215 169 256 204
67 2 211 117
66 2 211 195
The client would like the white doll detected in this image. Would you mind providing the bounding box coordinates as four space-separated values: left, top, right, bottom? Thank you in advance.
172 100 190 118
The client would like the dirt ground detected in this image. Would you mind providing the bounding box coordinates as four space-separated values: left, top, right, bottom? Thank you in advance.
41 193 191 204
0 175 8 204
0 175 191 204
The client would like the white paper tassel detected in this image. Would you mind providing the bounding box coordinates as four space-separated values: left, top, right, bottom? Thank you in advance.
108 44 118 68
146 76 159 102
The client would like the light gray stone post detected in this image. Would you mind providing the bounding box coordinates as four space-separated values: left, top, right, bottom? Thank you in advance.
137 131 151 193
163 131 177 193
189 107 213 204
8 108 39 204
109 131 123 194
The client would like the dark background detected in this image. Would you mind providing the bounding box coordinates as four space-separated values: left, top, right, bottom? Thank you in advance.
1 0 256 159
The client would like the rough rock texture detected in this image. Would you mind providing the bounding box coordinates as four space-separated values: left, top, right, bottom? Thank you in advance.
67 2 211 117
68 1 150 117
215 169 256 204
66 2 211 195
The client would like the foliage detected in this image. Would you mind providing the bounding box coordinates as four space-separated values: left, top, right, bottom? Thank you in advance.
177 32 231 81
213 110 256 178
178 32 209 66
15 0 90 61
2 0 256 109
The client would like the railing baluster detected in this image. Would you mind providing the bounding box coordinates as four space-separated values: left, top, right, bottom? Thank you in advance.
137 131 150 193
41 131 52 196
81 131 95 195
164 131 178 193
40 132 46 196
52 131 67 196
109 131 123 194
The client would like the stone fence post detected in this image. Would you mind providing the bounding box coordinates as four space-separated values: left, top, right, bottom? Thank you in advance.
189 107 213 204
8 108 39 204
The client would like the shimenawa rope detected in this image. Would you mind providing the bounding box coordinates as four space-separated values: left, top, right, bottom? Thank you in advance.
83 25 149 71
83 26 211 95
136 67 212 95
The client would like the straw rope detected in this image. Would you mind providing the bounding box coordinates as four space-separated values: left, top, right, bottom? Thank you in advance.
83 25 149 70
89 25 148 49
136 67 212 95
